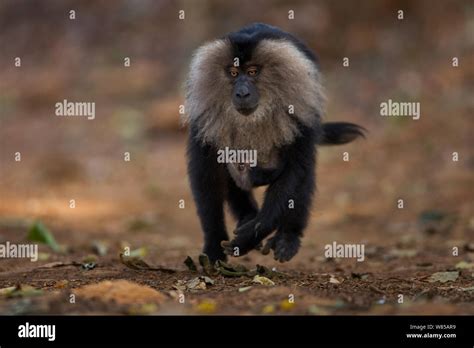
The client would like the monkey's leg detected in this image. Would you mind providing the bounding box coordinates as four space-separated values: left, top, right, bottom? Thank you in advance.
222 126 316 257
226 175 258 228
260 172 313 262
188 128 228 262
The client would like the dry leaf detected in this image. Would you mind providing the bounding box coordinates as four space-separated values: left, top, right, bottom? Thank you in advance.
0 284 43 298
120 253 175 273
455 261 474 269
195 299 216 314
198 254 216 275
238 286 253 293
184 256 197 271
175 276 214 291
253 275 275 286
428 271 459 283
280 300 295 311
91 240 108 256
262 304 275 314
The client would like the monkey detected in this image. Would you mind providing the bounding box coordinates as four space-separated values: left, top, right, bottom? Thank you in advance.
184 23 365 263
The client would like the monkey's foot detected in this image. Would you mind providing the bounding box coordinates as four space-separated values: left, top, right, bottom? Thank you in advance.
203 243 227 263
261 231 301 263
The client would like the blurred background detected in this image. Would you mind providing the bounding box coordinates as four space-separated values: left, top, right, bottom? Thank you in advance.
0 0 473 270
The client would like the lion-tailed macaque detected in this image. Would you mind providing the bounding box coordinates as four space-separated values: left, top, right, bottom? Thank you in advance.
184 23 365 262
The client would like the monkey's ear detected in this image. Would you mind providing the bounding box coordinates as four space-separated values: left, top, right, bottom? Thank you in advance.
320 122 366 145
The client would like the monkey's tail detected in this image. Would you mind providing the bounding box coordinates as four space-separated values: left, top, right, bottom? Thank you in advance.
320 122 366 146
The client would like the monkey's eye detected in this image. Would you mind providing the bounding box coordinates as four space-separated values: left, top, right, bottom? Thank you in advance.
229 67 239 77
247 67 259 76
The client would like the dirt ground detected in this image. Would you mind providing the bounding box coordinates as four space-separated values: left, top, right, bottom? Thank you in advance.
0 123 473 315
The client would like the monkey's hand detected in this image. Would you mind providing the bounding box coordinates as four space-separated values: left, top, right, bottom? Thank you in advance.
261 230 301 263
221 219 269 257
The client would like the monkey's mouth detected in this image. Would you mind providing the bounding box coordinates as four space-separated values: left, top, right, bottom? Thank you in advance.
236 105 258 116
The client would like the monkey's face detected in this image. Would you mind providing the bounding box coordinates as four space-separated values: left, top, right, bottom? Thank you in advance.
186 38 324 121
228 65 260 115
185 37 325 150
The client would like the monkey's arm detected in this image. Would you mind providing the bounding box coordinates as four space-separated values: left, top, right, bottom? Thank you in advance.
222 125 317 256
187 126 229 262
226 175 259 227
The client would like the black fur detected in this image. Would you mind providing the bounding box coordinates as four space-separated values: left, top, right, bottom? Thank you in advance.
227 23 320 67
187 24 365 263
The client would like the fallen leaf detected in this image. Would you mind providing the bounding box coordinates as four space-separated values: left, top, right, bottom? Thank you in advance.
186 278 207 291
175 276 214 291
261 304 275 314
201 276 214 285
255 264 286 278
91 241 108 256
428 271 459 283
215 260 249 277
129 247 148 258
119 253 175 273
238 286 253 293
184 256 197 272
455 261 474 269
253 275 275 286
120 253 150 270
280 300 295 311
27 221 60 252
198 254 216 275
0 285 43 298
195 299 216 314
0 286 17 296
329 275 342 284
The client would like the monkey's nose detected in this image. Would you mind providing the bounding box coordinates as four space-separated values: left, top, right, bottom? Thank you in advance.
235 86 250 99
